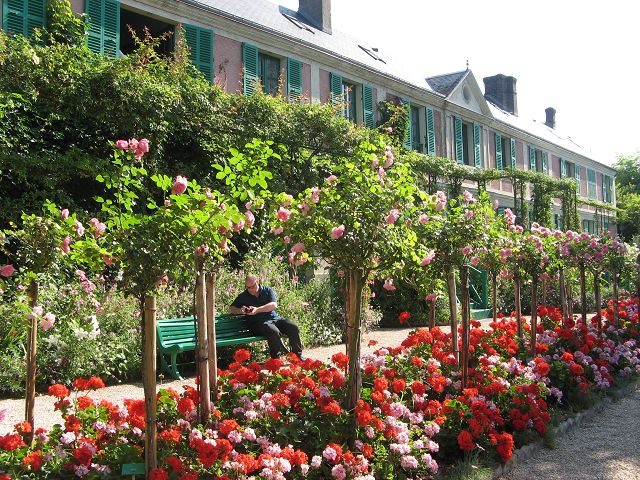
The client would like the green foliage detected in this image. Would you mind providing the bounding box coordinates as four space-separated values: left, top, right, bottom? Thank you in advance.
46 0 88 46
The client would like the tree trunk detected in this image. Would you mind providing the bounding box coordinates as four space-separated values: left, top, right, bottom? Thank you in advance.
195 270 211 423
460 265 470 387
541 276 547 308
567 281 574 319
514 278 523 340
559 267 567 319
491 272 498 323
345 268 364 413
428 298 436 330
206 273 217 402
530 278 538 356
579 264 588 325
446 268 459 362
594 271 602 330
613 273 620 328
143 295 158 475
24 279 38 444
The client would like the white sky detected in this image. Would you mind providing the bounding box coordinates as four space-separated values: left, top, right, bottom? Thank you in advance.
279 0 640 166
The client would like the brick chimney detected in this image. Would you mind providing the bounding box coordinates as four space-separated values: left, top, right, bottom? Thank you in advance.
545 107 556 129
483 74 518 116
298 0 332 34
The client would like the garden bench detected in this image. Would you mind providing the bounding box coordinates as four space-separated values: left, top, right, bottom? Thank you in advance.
157 313 269 380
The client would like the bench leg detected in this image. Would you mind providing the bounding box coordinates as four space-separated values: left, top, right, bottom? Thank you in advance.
169 352 184 381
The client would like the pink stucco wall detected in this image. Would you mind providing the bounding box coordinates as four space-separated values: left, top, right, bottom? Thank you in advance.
550 155 560 178
300 62 311 103
596 172 603 201
515 140 524 169
213 35 242 94
70 0 83 15
319 68 330 104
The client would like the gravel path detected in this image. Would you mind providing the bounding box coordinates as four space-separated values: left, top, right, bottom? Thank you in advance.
497 384 640 480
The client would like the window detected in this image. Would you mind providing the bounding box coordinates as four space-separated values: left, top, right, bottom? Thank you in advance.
587 168 596 200
120 9 174 57
410 105 421 151
330 72 358 122
528 146 546 173
575 165 581 195
259 53 280 96
425 107 436 156
3 0 46 38
495 133 515 170
454 117 482 167
86 0 120 56
602 174 613 203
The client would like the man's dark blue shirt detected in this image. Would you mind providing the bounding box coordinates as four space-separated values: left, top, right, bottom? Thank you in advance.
231 285 279 324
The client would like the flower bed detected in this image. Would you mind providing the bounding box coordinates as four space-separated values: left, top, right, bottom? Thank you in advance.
1 299 638 479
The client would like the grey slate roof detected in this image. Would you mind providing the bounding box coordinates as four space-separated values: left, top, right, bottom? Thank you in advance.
182 0 437 93
426 70 468 97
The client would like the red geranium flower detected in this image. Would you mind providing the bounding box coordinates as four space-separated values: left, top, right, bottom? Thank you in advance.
398 311 411 325
233 348 251 363
48 384 70 398
457 429 475 451
22 450 43 471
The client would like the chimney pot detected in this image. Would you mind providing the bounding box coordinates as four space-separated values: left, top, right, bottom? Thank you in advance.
483 74 518 116
545 107 556 129
298 0 332 34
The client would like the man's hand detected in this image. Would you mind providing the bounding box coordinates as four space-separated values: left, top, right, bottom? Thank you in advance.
242 306 256 315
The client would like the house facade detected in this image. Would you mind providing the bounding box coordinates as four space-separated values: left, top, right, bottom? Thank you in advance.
2 0 617 232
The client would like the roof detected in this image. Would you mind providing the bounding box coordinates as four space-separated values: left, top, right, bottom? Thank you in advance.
183 0 437 92
425 70 469 96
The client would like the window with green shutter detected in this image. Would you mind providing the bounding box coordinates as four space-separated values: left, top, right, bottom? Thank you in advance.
587 168 596 200
528 146 537 171
259 53 280 96
560 158 567 178
510 138 517 169
85 0 119 56
473 123 482 168
3 0 46 37
454 116 463 163
242 43 259 96
329 72 342 105
183 24 213 84
287 58 302 103
425 107 436 156
541 151 548 174
361 84 375 129
495 133 503 170
575 165 581 195
402 100 412 149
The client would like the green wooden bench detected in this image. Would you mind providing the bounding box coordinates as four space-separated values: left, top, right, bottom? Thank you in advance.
157 313 270 380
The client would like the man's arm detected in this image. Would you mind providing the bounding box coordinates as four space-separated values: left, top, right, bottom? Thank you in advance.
246 302 277 315
228 305 245 315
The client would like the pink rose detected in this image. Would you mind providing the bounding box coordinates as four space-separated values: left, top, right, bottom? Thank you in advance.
128 138 139 151
419 214 429 225
470 256 480 266
425 293 437 302
325 174 338 185
234 219 245 232
281 194 294 207
310 187 320 204
0 264 15 278
386 127 393 133
420 251 436 267
137 138 149 154
60 209 69 220
276 207 291 222
330 225 345 240
172 176 188 195
298 202 310 215
459 246 473 255
103 255 114 265
245 210 255 228
39 312 56 331
383 277 396 291
271 226 284 236
386 209 400 225
61 236 71 254
154 274 169 287
115 139 128 150
283 236 291 244
291 242 305 254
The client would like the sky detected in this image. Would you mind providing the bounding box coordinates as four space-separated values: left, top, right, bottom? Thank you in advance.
278 0 640 166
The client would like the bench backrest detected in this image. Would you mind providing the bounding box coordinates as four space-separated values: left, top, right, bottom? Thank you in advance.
156 314 253 347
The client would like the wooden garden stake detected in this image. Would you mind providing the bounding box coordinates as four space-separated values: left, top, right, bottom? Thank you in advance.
530 278 538 356
447 268 459 362
491 272 498 322
579 263 588 324
514 278 523 340
143 295 158 474
345 268 364 415
594 271 602 329
460 265 470 387
428 297 436 330
195 270 211 423
612 273 620 328
24 279 38 444
205 273 218 400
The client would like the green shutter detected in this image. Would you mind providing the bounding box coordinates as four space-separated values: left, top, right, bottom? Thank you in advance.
510 138 517 168
242 43 259 96
184 24 214 84
608 176 614 203
495 133 503 170
425 107 436 156
361 84 374 129
85 0 119 56
473 123 482 168
541 151 548 174
575 165 581 194
287 58 303 103
3 0 46 37
454 116 463 163
329 72 342 105
529 146 537 171
560 158 566 178
587 168 596 200
403 100 412 149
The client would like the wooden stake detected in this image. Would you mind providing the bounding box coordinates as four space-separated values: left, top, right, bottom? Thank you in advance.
579 264 588 325
460 265 470 387
491 272 498 323
345 269 364 413
195 270 211 422
24 279 38 444
205 273 217 402
594 271 602 330
514 278 523 340
143 295 157 475
447 268 459 362
428 298 436 330
530 278 538 356
613 273 620 328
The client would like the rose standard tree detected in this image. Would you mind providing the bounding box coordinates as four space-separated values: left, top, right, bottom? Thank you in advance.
271 136 428 420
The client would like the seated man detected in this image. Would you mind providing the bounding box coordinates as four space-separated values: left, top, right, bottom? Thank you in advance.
229 274 304 359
